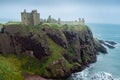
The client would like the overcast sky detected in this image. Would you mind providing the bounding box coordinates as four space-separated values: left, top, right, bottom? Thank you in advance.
0 0 120 24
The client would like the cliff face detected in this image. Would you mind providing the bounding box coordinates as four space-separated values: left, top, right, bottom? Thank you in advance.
0 23 107 79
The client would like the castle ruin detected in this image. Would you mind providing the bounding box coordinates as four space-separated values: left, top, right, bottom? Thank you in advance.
60 18 85 25
21 9 40 26
21 9 85 26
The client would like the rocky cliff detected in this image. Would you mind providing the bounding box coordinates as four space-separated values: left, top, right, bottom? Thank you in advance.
0 23 107 79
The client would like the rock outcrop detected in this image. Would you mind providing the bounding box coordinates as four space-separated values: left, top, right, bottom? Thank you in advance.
0 23 108 79
99 40 116 49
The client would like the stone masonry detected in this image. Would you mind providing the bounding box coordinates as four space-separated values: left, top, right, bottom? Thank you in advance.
61 18 85 25
21 9 40 26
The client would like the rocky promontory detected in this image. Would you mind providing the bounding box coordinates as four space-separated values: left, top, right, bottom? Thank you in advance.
0 23 108 80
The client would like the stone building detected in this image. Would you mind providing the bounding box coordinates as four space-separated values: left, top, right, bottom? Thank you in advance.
60 18 85 25
21 9 40 26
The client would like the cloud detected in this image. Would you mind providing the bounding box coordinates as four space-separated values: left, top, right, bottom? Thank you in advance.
0 0 120 24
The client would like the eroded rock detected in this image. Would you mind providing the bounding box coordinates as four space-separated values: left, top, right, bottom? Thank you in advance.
0 24 110 79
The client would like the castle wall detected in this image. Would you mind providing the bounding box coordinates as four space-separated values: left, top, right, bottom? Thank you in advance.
21 13 28 26
27 13 33 26
60 18 85 25
61 20 85 25
33 13 40 26
21 10 40 26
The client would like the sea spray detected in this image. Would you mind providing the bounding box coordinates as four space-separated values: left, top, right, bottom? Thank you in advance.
69 66 120 80
69 23 120 80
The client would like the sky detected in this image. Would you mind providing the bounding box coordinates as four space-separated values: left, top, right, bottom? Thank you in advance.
0 0 120 24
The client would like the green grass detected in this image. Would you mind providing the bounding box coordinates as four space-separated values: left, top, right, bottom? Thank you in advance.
0 23 90 79
61 24 90 33
94 38 101 47
20 23 61 35
47 37 73 73
5 21 21 25
68 45 75 57
21 25 41 35
0 54 45 80
37 38 66 76
82 50 91 63
19 23 88 76
0 55 23 80
0 37 73 79
20 54 42 75
47 38 64 60
37 38 72 77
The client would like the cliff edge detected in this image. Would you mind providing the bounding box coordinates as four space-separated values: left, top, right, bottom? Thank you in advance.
0 23 107 79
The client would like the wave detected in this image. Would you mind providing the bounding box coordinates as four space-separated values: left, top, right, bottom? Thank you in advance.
69 66 120 80
115 43 120 49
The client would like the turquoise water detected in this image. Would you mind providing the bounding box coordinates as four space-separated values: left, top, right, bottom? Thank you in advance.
70 23 120 80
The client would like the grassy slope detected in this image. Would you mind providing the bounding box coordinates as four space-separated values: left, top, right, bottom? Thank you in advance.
37 38 72 77
0 23 89 79
0 37 72 80
0 55 23 80
0 54 45 80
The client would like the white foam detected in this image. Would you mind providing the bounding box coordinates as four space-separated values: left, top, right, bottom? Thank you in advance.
69 66 120 80
91 72 113 80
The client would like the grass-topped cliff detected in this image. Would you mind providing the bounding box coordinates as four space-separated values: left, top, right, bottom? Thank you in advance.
0 23 107 80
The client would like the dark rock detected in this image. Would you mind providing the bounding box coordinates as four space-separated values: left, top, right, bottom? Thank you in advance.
42 26 68 49
0 24 111 79
97 45 108 53
105 41 117 45
99 40 116 49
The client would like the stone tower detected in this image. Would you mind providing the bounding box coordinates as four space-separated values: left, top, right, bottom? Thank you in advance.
21 9 40 26
79 18 85 25
81 18 85 24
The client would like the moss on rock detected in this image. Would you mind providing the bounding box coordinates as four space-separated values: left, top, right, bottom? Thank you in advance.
0 23 107 79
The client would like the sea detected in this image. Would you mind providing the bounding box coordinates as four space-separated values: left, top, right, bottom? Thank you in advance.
69 23 120 80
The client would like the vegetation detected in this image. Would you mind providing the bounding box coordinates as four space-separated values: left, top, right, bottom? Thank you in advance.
0 24 3 32
68 45 75 57
0 23 2 26
3 21 21 26
94 38 101 47
0 54 45 80
21 23 61 35
0 37 72 79
0 55 23 80
21 25 41 35
0 22 94 79
37 38 72 77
